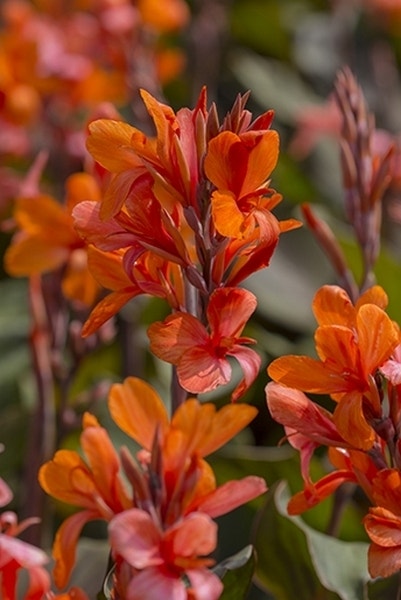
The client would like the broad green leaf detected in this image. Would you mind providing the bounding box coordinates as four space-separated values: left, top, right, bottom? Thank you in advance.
215 545 256 600
254 481 331 600
274 481 371 600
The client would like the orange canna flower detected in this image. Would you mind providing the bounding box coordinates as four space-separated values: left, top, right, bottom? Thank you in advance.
5 172 102 307
38 413 131 589
148 287 261 401
137 0 190 32
109 510 223 600
106 377 266 598
268 285 400 449
40 377 265 590
204 129 282 239
363 469 401 578
80 245 185 337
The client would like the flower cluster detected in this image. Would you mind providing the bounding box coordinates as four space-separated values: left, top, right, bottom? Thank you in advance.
39 377 267 598
74 88 300 400
265 274 401 579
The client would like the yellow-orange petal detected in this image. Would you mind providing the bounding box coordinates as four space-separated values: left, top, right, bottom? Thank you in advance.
211 190 247 238
65 172 101 212
267 355 347 394
333 393 375 450
38 450 97 508
62 249 99 307
81 290 135 338
312 285 355 327
204 130 279 198
86 119 143 172
80 424 129 511
5 236 68 276
356 285 388 311
137 0 190 31
13 195 75 245
356 304 400 376
108 377 169 449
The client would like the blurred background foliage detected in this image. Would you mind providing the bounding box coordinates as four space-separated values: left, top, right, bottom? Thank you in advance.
2 0 401 598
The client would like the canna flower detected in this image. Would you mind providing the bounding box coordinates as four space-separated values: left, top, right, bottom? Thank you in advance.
109 510 222 600
4 171 101 307
80 245 185 337
363 469 401 578
268 284 400 449
40 377 266 590
0 471 51 600
204 128 282 239
108 377 266 520
38 413 131 589
148 287 261 401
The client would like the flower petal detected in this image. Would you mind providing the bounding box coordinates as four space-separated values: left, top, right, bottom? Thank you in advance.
109 377 169 449
52 510 99 589
207 287 257 339
109 508 162 569
191 476 267 518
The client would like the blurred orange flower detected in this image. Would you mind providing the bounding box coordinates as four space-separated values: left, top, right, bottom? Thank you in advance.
5 172 101 307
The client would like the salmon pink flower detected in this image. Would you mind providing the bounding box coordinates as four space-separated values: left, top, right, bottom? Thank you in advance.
109 510 222 600
0 470 50 600
268 285 400 448
148 287 261 401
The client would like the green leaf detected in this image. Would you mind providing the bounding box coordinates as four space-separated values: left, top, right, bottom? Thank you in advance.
215 545 256 600
271 481 371 600
254 482 328 600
